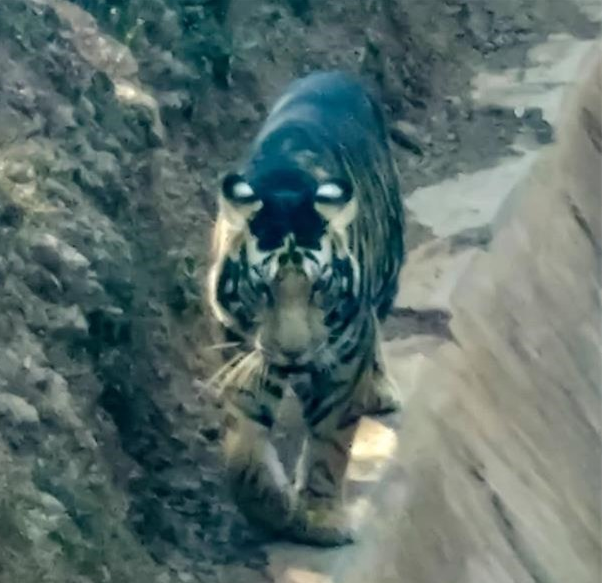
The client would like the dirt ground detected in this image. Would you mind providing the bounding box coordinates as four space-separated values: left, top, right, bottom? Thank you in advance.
0 1 597 582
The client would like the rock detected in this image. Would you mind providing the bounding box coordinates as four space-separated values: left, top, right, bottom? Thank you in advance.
0 257 6 286
4 160 35 184
37 367 82 429
46 304 89 340
521 106 555 144
390 120 424 156
0 394 40 425
29 233 91 276
0 202 24 228
23 266 64 303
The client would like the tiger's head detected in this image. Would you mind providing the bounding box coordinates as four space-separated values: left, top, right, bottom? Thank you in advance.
209 168 360 368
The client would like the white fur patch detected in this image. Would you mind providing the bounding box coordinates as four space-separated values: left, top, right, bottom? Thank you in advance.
302 235 333 280
207 262 235 327
233 181 255 199
302 257 321 281
247 236 280 281
246 236 268 264
331 197 358 231
316 182 345 199
315 198 358 240
220 197 261 229
262 442 290 490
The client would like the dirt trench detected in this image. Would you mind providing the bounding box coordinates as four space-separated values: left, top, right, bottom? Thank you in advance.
0 1 598 582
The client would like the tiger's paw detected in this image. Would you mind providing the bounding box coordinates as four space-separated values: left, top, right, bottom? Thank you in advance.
287 498 356 547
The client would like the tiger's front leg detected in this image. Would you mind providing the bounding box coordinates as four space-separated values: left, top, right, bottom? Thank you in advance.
223 372 298 536
288 356 373 546
292 410 360 546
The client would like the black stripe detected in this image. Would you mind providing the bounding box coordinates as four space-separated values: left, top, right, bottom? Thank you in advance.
316 273 334 296
236 388 256 402
264 381 284 399
239 244 249 268
272 366 290 379
248 266 262 293
327 300 360 333
246 406 275 428
303 396 322 419
336 411 362 430
304 250 319 264
339 316 371 363
314 435 348 457
233 307 253 330
311 460 336 486
247 469 260 488
339 340 361 364
324 307 339 328
237 465 250 484
272 363 309 374
333 349 373 431
290 377 312 401
304 485 332 499
224 413 238 430
308 390 351 428
217 259 240 301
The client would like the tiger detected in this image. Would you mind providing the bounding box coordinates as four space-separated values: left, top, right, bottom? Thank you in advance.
207 70 405 546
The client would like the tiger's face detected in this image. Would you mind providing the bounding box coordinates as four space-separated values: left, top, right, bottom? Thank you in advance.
210 170 360 367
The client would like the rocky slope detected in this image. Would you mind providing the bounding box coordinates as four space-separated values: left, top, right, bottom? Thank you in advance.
0 1 598 582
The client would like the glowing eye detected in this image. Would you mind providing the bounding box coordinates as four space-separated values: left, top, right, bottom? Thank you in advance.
233 181 255 199
222 173 257 202
316 183 344 199
315 180 352 204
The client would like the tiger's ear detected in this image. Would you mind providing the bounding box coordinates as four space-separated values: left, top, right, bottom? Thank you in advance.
219 173 262 226
314 179 357 232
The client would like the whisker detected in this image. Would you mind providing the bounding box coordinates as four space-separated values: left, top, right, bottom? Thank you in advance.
207 352 247 388
219 350 265 394
205 341 242 351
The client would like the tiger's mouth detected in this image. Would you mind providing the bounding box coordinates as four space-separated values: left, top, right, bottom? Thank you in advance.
255 339 328 369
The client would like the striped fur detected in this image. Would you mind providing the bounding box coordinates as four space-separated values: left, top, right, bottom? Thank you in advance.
207 71 405 546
